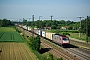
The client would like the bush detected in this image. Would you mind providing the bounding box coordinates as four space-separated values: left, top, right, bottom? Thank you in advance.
60 30 79 33
33 50 46 60
62 32 70 36
51 30 57 33
28 36 40 51
47 53 54 60
57 58 63 60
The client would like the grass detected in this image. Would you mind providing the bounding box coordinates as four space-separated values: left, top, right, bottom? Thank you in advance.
0 27 25 42
0 27 16 32
69 33 90 42
0 32 25 42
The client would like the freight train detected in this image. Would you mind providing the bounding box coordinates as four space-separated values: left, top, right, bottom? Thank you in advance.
18 25 70 45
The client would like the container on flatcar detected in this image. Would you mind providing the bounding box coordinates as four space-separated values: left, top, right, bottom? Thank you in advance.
23 26 27 30
27 27 31 31
36 29 42 36
19 25 22 27
42 31 46 37
34 29 37 34
38 30 42 36
46 32 55 40
36 29 39 34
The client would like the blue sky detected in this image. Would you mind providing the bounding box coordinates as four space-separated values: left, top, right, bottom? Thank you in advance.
0 0 90 21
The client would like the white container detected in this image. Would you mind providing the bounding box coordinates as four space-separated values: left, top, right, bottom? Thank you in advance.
36 30 39 34
38 30 42 36
42 31 46 37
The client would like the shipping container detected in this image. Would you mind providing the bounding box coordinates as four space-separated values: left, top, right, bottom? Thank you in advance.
34 29 37 34
46 32 55 40
27 27 31 31
36 29 42 36
36 29 39 34
42 31 46 37
23 26 27 30
38 30 42 36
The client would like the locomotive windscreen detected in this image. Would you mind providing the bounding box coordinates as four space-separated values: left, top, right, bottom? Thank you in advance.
63 38 69 41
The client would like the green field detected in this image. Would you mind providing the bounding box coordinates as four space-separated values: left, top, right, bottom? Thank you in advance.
0 32 25 42
69 33 90 42
0 27 16 32
0 27 25 42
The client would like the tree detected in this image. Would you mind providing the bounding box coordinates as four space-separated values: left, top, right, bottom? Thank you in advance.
81 16 90 36
23 18 27 25
68 25 73 30
51 25 56 29
28 36 40 51
47 53 54 60
34 36 40 51
74 22 80 30
0 19 12 27
0 20 2 27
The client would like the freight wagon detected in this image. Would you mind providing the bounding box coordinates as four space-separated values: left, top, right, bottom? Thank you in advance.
18 25 70 45
42 31 46 37
46 32 55 40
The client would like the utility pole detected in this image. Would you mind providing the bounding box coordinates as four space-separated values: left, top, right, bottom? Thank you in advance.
29 18 31 26
77 16 84 37
86 16 88 43
29 18 31 22
32 15 34 37
50 15 53 30
39 16 42 29
27 18 31 30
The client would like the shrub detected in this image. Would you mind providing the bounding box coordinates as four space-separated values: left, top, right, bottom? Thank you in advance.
60 30 79 33
62 32 70 36
57 58 63 60
47 53 54 60
28 36 40 51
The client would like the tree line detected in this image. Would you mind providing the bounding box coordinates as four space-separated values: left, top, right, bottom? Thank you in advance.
23 19 79 30
22 16 90 36
0 19 13 27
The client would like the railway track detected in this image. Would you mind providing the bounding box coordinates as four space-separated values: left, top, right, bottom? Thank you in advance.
41 40 79 60
65 48 90 60
17 26 90 60
42 38 90 60
70 39 90 49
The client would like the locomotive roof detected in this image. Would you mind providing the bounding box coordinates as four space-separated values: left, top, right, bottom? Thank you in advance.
54 34 67 37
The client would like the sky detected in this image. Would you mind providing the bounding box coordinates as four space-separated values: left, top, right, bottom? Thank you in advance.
0 0 90 21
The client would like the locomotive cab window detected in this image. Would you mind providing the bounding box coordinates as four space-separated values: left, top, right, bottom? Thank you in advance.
63 38 69 41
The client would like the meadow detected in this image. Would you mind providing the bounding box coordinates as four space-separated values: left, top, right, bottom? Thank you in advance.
0 27 16 32
0 27 25 42
69 33 90 42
